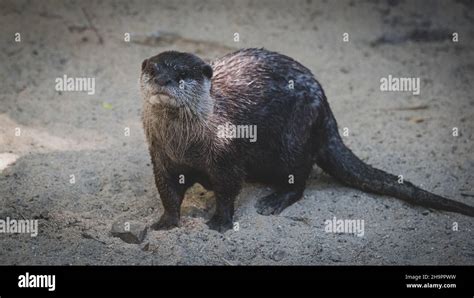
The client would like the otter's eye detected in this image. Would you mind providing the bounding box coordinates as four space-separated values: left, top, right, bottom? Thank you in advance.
202 64 213 79
177 72 187 81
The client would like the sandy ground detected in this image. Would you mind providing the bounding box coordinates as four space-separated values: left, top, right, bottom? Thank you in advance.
0 0 473 265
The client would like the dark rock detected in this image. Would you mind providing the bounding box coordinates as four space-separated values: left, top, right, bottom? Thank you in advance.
141 242 150 251
271 250 286 262
111 219 147 244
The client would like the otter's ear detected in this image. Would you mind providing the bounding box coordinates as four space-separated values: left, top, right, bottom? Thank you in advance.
202 64 213 79
141 59 148 71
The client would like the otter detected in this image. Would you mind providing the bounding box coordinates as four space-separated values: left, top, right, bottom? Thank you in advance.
140 48 474 232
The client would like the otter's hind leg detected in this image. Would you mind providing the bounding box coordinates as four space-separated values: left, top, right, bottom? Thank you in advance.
255 161 311 215
255 188 304 215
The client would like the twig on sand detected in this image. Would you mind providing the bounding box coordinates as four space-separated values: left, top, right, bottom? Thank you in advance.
385 104 429 111
81 232 107 245
221 257 235 266
81 7 104 44
10 205 27 220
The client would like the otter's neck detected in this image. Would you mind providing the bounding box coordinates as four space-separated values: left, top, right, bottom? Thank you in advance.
144 99 217 162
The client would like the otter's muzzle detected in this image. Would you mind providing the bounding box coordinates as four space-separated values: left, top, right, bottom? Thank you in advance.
142 59 173 87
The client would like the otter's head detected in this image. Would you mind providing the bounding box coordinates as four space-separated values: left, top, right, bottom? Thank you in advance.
140 51 213 117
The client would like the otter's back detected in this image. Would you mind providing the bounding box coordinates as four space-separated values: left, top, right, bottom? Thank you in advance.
210 48 324 125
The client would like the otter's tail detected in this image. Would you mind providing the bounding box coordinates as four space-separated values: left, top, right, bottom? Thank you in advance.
314 101 474 217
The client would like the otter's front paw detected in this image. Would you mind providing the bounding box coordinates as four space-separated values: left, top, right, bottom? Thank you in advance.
151 213 179 230
206 216 233 233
